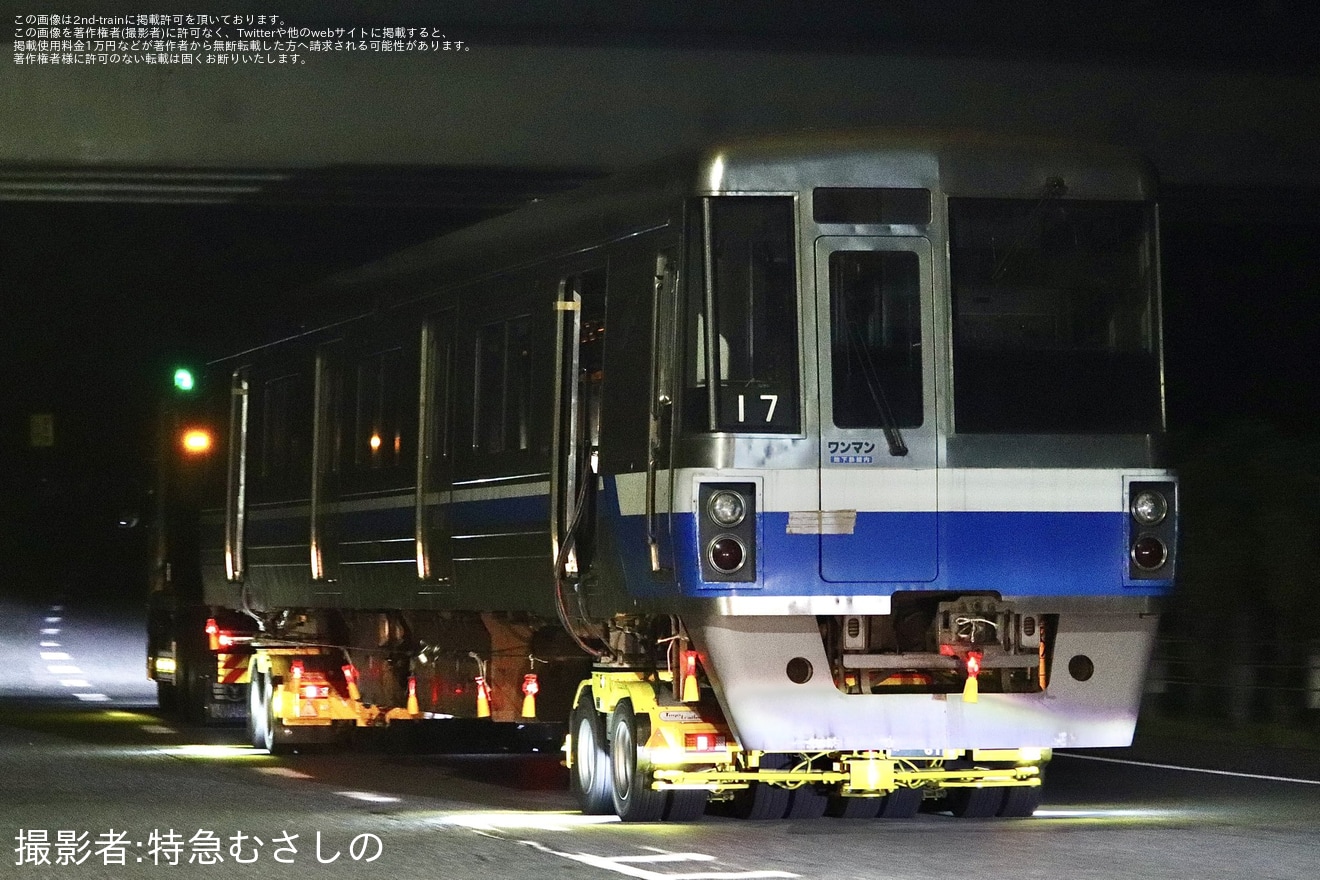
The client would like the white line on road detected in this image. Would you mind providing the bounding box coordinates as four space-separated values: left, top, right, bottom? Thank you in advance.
59 680 92 688
1059 753 1320 786
47 665 83 675
40 641 61 648
141 725 177 735
41 628 60 635
73 693 111 702
40 652 72 660
517 841 799 880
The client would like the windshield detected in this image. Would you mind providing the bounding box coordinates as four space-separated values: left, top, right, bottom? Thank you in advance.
949 197 1162 434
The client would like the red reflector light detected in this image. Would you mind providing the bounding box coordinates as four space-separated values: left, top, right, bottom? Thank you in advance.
341 664 356 684
205 618 219 652
291 661 304 681
684 733 726 752
521 673 539 696
302 685 329 699
683 650 699 677
966 652 982 678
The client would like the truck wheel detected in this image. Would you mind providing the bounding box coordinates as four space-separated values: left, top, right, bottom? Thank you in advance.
262 681 293 755
609 700 668 822
568 690 613 814
729 754 791 820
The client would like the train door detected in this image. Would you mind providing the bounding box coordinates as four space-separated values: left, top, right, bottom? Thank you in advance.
309 343 341 584
647 252 679 574
415 310 456 591
814 237 938 583
551 269 606 579
224 367 250 583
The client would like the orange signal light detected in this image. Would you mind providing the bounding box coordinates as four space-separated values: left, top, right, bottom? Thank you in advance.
181 428 213 455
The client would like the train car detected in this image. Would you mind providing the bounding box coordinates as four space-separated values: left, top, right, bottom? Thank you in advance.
149 130 1177 821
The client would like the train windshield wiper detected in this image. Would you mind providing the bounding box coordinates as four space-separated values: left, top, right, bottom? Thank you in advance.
847 322 908 457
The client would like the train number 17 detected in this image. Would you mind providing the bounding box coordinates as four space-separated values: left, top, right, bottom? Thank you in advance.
736 394 779 423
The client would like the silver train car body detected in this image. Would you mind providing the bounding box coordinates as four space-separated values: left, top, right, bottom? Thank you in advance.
178 130 1175 817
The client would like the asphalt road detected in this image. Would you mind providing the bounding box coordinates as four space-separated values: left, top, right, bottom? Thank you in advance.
2 597 1318 880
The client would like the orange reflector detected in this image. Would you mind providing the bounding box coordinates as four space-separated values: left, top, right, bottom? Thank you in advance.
407 675 419 715
205 618 219 652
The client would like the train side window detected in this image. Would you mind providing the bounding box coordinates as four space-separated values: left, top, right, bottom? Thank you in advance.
683 196 800 433
354 347 404 469
259 372 310 480
474 314 533 454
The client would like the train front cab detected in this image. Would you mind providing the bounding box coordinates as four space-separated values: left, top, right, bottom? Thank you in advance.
571 140 1177 821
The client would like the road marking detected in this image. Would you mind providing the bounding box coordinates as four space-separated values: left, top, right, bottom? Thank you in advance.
73 693 111 702
517 841 798 880
40 641 61 648
336 791 402 804
60 679 92 688
44 616 62 624
47 665 83 675
41 628 60 635
40 651 72 660
1059 753 1320 785
141 725 177 735
255 767 315 779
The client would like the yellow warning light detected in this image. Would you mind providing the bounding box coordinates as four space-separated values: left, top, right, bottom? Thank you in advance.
369 433 382 452
181 428 213 455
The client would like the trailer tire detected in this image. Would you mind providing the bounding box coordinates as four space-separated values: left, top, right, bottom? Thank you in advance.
876 787 923 819
568 690 614 815
247 670 268 750
997 784 1043 818
729 754 792 820
826 795 881 819
156 680 178 716
663 788 708 822
609 700 668 822
945 786 1005 818
784 786 829 819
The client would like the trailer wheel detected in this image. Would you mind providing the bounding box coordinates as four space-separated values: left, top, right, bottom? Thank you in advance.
997 784 1043 818
261 680 293 756
826 795 881 819
944 786 1005 818
876 787 923 819
568 690 613 815
663 788 708 822
247 670 268 750
784 786 829 819
728 755 791 820
609 700 668 822
156 680 178 715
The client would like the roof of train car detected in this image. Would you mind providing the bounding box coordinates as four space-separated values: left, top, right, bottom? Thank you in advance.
216 129 1152 362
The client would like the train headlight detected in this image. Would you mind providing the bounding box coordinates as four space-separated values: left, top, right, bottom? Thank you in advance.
707 490 747 527
1131 490 1168 526
708 536 747 574
1130 535 1168 571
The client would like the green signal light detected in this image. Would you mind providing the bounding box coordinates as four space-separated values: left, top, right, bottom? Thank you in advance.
173 368 196 392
